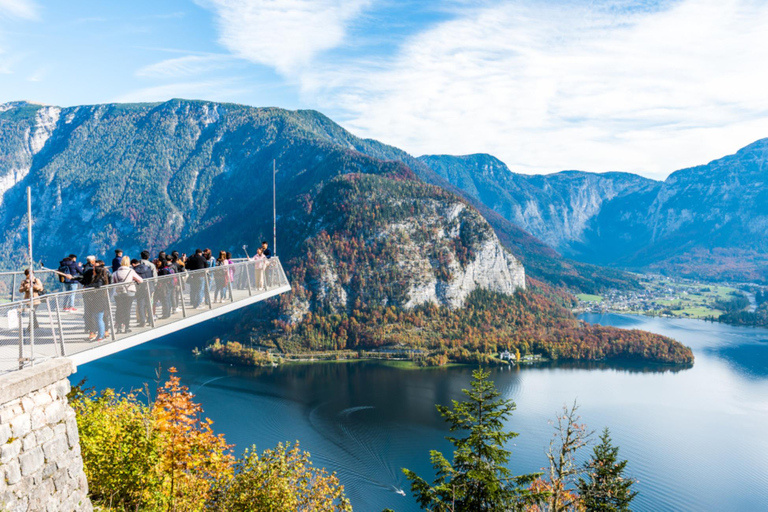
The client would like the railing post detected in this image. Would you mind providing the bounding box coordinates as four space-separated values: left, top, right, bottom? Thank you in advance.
17 307 24 370
204 269 213 309
54 295 66 356
146 284 155 328
243 262 252 296
29 305 35 366
105 290 116 341
177 277 187 318
45 297 60 357
11 274 17 302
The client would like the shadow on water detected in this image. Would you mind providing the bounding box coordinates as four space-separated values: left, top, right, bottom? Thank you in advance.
534 359 693 374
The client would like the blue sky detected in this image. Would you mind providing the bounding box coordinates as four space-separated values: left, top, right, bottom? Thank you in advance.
1 0 768 178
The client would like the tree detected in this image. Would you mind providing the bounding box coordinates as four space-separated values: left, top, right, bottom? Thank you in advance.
540 401 593 511
209 442 351 512
153 368 234 511
403 368 541 511
577 428 637 511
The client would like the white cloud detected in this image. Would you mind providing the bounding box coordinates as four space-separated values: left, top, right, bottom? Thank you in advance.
136 54 232 78
201 0 371 75
196 0 768 177
298 0 768 178
0 0 38 20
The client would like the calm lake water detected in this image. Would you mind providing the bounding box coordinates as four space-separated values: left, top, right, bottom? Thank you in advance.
74 313 768 511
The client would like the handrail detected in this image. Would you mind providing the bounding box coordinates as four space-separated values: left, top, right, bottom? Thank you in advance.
2 257 281 307
0 257 290 373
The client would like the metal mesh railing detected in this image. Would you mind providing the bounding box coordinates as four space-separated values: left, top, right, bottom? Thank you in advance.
0 258 289 373
0 270 62 304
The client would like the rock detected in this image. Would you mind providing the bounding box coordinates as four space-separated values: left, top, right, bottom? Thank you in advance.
1 439 22 464
19 446 44 476
4 459 21 485
9 413 30 439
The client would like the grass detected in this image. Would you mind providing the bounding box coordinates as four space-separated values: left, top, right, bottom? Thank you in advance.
576 293 603 303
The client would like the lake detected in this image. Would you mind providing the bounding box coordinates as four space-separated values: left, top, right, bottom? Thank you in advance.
74 313 768 511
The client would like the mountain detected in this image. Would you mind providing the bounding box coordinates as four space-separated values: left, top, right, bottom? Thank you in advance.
420 142 768 282
0 99 691 364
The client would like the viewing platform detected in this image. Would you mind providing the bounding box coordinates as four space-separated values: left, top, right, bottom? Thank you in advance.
0 258 291 373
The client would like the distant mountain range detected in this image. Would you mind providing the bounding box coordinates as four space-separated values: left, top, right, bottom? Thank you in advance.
421 141 768 283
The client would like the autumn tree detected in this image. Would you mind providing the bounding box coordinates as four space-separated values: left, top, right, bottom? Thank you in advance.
153 367 234 511
209 442 351 512
535 401 593 512
577 428 637 511
403 368 541 511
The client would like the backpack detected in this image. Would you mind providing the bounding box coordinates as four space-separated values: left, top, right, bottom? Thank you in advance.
134 263 153 280
57 265 68 283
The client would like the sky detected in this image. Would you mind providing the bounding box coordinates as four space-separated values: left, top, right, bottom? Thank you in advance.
1 0 768 179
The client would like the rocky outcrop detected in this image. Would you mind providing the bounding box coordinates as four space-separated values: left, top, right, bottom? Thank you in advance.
290 174 525 319
0 103 60 207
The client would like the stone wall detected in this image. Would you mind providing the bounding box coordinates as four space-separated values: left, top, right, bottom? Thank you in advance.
0 359 92 512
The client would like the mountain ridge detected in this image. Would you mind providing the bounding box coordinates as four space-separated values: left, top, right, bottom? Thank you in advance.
420 140 768 282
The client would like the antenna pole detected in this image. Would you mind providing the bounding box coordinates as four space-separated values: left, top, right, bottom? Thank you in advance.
27 186 34 366
273 159 276 256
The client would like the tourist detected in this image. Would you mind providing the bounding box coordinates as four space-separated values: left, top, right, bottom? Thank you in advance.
18 269 44 330
85 265 110 341
214 251 229 302
204 248 216 301
185 249 208 308
58 254 82 311
80 257 98 334
170 252 186 311
82 255 96 276
140 250 158 278
260 241 272 258
253 247 267 290
132 258 154 327
157 258 176 319
112 256 144 334
112 249 123 273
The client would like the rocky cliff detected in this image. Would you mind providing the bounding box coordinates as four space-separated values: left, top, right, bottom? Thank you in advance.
421 142 768 282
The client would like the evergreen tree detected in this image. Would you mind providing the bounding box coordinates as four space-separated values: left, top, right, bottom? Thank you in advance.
402 368 541 511
577 428 637 511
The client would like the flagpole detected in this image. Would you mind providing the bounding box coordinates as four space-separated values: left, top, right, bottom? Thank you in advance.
273 159 276 256
27 186 34 367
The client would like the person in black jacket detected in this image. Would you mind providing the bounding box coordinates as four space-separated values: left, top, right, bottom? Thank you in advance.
185 249 207 308
260 241 272 258
112 249 123 273
59 255 82 311
84 265 110 341
132 258 154 327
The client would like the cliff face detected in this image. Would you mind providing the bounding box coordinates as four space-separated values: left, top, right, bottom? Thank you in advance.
289 174 524 317
419 154 660 248
0 103 61 206
421 143 768 282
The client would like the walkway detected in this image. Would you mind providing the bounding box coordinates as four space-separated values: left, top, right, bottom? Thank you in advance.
0 258 291 373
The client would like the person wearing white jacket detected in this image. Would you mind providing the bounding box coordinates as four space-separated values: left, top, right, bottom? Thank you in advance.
112 256 144 334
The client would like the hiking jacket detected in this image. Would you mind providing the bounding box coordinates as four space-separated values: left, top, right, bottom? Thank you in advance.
58 259 82 284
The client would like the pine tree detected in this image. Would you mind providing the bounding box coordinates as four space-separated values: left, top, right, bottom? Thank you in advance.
402 368 541 511
577 427 637 511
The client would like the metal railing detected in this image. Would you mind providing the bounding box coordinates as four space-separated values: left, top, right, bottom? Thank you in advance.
0 258 289 373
